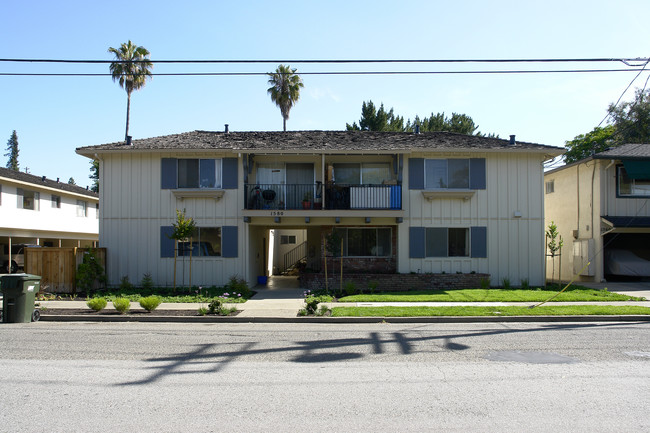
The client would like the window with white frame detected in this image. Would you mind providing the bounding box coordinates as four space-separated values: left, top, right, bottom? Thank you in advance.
618 166 650 197
333 227 391 257
17 189 39 210
280 235 296 245
76 200 87 217
51 195 61 208
178 158 222 189
425 159 470 189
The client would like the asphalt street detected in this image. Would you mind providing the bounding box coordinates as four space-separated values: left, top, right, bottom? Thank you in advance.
0 321 648 432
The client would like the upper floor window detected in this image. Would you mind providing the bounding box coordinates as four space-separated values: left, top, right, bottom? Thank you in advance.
96 203 99 219
545 180 555 194
17 188 39 210
76 200 87 217
51 195 61 208
178 159 222 188
425 159 470 189
618 166 650 197
333 163 391 185
409 158 486 191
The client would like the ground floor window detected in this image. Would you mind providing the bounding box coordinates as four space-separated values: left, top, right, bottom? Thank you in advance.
178 227 221 256
425 227 469 257
334 227 391 257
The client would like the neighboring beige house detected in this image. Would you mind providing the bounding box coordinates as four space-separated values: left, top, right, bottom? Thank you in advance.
544 143 650 283
77 130 562 288
0 167 99 273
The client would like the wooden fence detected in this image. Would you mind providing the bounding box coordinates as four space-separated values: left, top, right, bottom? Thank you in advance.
24 248 106 294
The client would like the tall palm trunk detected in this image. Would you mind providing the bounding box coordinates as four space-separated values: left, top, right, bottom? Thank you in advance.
125 91 131 140
283 117 287 132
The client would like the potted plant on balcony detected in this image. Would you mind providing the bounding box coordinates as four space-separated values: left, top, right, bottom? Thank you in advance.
302 192 312 210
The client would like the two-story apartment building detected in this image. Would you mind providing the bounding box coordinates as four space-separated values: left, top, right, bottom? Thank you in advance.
77 130 562 288
0 167 99 273
544 143 650 283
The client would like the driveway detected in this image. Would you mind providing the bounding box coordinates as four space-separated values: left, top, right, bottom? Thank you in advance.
579 281 650 300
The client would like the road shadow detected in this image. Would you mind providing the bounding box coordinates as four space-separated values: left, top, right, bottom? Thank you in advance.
116 321 636 386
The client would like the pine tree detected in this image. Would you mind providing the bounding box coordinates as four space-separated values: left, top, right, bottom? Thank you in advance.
4 130 19 171
68 177 76 185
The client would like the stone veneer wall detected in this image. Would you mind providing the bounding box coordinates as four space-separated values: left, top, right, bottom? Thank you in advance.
300 272 491 292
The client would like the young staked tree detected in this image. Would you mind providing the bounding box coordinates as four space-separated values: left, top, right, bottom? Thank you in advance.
545 221 564 289
108 40 153 140
267 65 304 132
169 209 196 291
4 130 19 171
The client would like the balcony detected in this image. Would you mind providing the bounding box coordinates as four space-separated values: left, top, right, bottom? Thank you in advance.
245 183 402 210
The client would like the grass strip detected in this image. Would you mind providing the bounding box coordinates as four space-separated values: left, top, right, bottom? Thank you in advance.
331 305 650 317
337 286 643 303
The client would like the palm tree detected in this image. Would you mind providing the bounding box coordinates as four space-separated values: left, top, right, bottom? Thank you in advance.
108 41 153 140
267 65 304 131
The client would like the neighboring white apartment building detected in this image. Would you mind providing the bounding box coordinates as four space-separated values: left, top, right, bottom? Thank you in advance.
544 143 650 283
77 130 563 288
0 167 99 273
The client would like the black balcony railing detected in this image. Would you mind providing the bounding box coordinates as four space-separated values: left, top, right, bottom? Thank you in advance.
245 183 401 210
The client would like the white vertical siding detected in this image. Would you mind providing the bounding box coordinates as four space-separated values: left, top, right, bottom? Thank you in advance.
405 152 546 286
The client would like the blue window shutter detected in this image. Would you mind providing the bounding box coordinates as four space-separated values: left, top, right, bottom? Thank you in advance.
425 228 448 257
471 226 487 258
161 226 175 258
222 158 238 189
409 227 425 258
469 158 486 190
222 226 238 257
408 158 424 190
161 158 177 189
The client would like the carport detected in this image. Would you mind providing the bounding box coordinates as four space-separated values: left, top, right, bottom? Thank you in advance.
601 216 650 279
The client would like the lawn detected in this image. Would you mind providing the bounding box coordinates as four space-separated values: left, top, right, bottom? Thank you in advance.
331 305 650 317
336 286 644 303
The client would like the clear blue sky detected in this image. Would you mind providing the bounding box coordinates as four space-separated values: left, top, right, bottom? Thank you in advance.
1 0 649 188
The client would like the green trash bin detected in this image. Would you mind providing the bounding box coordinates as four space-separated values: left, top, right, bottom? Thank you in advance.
1 274 41 323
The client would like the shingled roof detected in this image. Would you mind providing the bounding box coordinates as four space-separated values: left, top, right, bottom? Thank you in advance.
0 167 98 198
593 143 650 160
77 130 564 155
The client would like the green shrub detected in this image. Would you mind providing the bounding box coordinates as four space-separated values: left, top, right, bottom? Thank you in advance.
119 276 134 291
344 281 358 296
502 278 511 290
208 298 223 314
139 295 162 312
141 273 154 290
197 307 208 316
520 278 530 290
304 295 320 314
317 305 329 316
480 278 490 290
112 297 131 314
86 297 107 312
368 280 378 293
297 308 308 316
224 276 251 298
76 249 107 292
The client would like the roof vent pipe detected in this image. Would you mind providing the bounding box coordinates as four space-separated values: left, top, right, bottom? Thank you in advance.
225 124 229 133
57 177 60 183
509 135 516 145
126 136 132 146
42 176 46 181
415 124 420 134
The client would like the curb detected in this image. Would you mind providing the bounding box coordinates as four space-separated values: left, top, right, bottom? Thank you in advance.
37 314 650 324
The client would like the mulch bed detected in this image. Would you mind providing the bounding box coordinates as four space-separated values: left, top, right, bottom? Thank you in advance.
39 309 239 317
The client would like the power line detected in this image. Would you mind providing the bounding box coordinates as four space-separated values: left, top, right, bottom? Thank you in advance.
0 57 647 64
0 68 645 77
597 58 650 127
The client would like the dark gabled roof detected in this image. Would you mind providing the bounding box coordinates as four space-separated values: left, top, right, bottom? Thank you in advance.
593 143 650 160
76 130 564 155
0 167 98 198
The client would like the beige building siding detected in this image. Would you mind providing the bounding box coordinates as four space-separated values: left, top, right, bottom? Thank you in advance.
403 152 546 286
99 152 245 287
545 159 650 283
